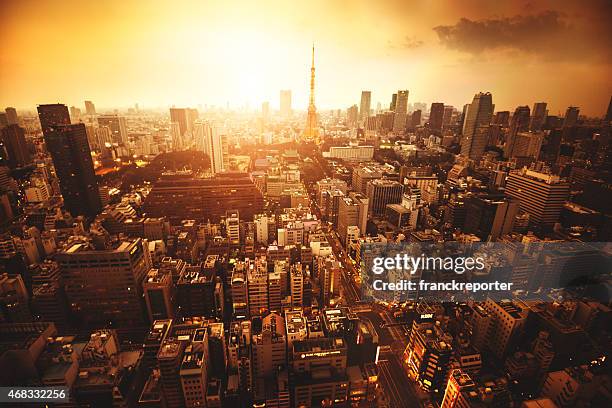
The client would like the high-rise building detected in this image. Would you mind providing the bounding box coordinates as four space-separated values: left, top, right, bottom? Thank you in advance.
199 122 226 174
606 96 612 121
428 102 445 132
504 105 531 158
5 107 18 125
505 168 570 227
440 369 478 408
346 105 358 127
392 90 409 135
410 110 422 129
303 46 319 141
403 319 453 393
529 102 547 132
252 312 286 399
37 104 71 136
390 93 397 111
463 195 520 241
359 91 371 121
247 257 269 316
366 179 404 217
169 108 192 137
261 101 270 121
292 337 349 407
143 268 175 322
461 92 493 159
43 123 101 217
69 106 81 121
1 125 31 168
562 106 579 128
482 299 528 359
280 90 292 118
97 115 128 144
55 238 150 331
493 111 510 126
84 100 96 115
337 193 368 243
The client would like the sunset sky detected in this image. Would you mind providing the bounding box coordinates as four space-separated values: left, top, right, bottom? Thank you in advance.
2 0 611 116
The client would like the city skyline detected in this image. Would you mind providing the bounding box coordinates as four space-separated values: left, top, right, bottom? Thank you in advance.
2 0 611 115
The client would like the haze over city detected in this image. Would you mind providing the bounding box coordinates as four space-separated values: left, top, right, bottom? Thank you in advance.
2 0 611 114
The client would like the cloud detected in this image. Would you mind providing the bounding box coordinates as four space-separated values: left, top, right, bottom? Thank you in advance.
388 35 424 51
432 10 611 62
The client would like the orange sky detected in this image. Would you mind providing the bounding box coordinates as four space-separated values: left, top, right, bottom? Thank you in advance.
1 0 611 115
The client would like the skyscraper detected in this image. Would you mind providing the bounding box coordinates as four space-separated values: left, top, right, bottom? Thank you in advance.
280 90 292 118
169 108 197 138
606 96 612 121
366 179 404 217
5 107 18 125
390 93 397 111
84 100 96 116
562 106 579 128
0 125 31 169
428 102 445 133
97 115 128 144
392 90 409 135
37 104 71 136
43 123 102 217
529 102 547 132
198 122 226 174
461 92 493 160
302 45 319 141
359 91 371 121
505 168 570 227
504 105 531 158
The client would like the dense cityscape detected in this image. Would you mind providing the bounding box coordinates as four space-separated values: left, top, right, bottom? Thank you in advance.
1 2 612 407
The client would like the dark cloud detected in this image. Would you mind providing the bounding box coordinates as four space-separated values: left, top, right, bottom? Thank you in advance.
433 10 611 62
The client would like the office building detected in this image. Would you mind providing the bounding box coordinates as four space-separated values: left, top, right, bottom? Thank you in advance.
199 122 226 174
337 193 368 243
440 369 479 408
5 107 18 125
55 238 150 331
280 90 292 118
42 123 102 217
463 195 520 241
392 90 409 135
144 172 264 224
1 124 31 168
505 168 570 227
37 104 71 136
429 102 444 132
97 115 128 144
530 102 547 132
252 312 286 398
143 268 175 321
84 100 96 115
562 106 579 128
461 92 493 159
366 179 404 217
359 91 371 121
292 337 348 408
505 105 531 158
247 257 269 316
482 299 529 359
403 319 453 393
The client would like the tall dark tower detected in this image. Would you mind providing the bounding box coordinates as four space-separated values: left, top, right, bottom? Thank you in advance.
37 104 71 136
43 123 101 217
303 45 319 142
